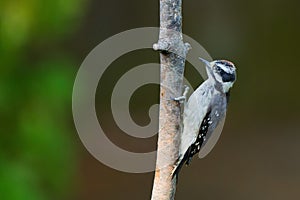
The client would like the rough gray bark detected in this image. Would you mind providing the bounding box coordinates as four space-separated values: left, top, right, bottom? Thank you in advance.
151 0 190 199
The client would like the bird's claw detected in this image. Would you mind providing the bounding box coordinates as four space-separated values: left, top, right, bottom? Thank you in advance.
172 85 189 103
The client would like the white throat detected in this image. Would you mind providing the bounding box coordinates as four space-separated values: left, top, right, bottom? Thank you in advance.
222 82 233 93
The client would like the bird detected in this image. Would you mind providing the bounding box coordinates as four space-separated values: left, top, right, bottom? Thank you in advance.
172 57 237 179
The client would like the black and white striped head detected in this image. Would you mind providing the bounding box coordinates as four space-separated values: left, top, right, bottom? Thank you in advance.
200 58 237 93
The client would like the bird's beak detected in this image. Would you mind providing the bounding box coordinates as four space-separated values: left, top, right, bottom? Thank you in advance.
199 57 214 77
199 57 211 67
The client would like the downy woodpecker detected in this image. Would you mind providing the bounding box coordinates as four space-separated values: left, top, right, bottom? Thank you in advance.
172 58 237 178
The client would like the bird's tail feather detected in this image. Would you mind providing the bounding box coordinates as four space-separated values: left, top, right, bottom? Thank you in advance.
171 146 192 180
171 158 185 180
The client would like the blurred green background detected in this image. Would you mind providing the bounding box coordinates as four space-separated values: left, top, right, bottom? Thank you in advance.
1 0 300 199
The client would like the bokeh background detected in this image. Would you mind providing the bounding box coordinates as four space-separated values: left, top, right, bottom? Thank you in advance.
1 0 300 199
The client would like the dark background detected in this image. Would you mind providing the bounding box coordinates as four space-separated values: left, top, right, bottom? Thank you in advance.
1 0 300 199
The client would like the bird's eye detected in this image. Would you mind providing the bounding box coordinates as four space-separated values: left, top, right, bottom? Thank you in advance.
215 66 221 72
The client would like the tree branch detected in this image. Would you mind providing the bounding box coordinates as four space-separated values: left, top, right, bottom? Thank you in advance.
151 0 190 199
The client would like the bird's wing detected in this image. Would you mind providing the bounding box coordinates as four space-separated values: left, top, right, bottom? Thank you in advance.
198 91 228 158
172 81 213 178
179 81 213 158
198 113 226 158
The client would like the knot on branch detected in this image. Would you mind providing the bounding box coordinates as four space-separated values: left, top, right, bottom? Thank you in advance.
153 29 191 58
153 40 191 58
153 40 170 54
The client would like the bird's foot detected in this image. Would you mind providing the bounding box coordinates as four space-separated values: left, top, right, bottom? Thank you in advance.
172 85 189 103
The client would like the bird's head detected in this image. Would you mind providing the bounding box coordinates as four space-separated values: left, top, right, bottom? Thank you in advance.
199 58 237 93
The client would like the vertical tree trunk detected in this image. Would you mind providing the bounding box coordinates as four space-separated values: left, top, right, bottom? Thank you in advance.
151 0 190 199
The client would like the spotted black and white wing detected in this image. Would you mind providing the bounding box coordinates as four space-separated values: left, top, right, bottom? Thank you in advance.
198 91 228 158
179 80 214 159
171 80 214 177
198 113 226 158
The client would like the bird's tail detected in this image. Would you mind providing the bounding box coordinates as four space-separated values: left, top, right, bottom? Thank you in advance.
171 158 185 180
171 147 192 180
